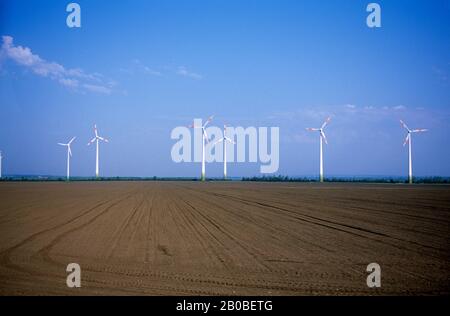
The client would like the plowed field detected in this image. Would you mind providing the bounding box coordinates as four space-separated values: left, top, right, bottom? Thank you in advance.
0 182 449 295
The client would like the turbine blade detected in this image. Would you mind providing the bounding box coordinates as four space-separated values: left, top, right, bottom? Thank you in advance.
68 137 76 144
203 128 210 143
412 129 428 133
306 128 319 131
213 138 224 146
403 133 410 146
188 119 196 128
203 115 214 128
320 131 328 144
68 147 72 157
57 143 66 146
87 137 96 146
225 137 235 144
94 124 98 137
400 120 410 131
188 120 203 129
321 117 331 129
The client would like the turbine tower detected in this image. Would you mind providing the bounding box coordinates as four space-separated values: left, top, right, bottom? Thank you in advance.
58 137 76 181
400 120 428 184
213 125 236 180
306 117 331 182
87 124 109 178
0 151 3 179
189 116 213 181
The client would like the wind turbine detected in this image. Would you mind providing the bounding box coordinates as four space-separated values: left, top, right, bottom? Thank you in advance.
58 137 76 181
0 151 3 179
400 120 428 184
306 117 331 182
87 124 109 178
189 116 213 181
213 125 235 180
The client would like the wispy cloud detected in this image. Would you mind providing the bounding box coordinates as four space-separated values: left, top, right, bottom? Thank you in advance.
393 105 406 111
176 66 202 80
120 61 203 81
59 78 79 88
266 103 445 146
82 84 112 94
0 35 114 94
432 65 449 84
128 59 162 76
143 67 162 76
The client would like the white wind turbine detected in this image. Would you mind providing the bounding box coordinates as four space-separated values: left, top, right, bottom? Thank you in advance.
58 137 76 181
189 116 213 181
0 150 3 178
306 117 331 182
87 124 109 178
213 125 235 180
400 120 428 184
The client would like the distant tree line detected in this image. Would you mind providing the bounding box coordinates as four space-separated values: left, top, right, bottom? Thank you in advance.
1 176 450 184
241 176 450 184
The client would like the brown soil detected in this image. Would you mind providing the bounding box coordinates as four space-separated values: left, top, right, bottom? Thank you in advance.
0 181 449 295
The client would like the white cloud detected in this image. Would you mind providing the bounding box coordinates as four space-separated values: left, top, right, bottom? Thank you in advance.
59 78 79 88
131 59 162 76
177 66 202 80
432 65 449 83
122 61 203 80
266 103 440 146
0 35 114 94
82 84 111 95
143 66 161 76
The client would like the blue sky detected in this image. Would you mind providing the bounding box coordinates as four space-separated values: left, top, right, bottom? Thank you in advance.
0 0 449 178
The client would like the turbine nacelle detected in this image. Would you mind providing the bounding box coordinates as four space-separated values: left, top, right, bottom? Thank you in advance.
306 117 331 145
87 124 109 145
58 137 76 156
213 124 236 146
400 120 428 146
189 116 214 143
